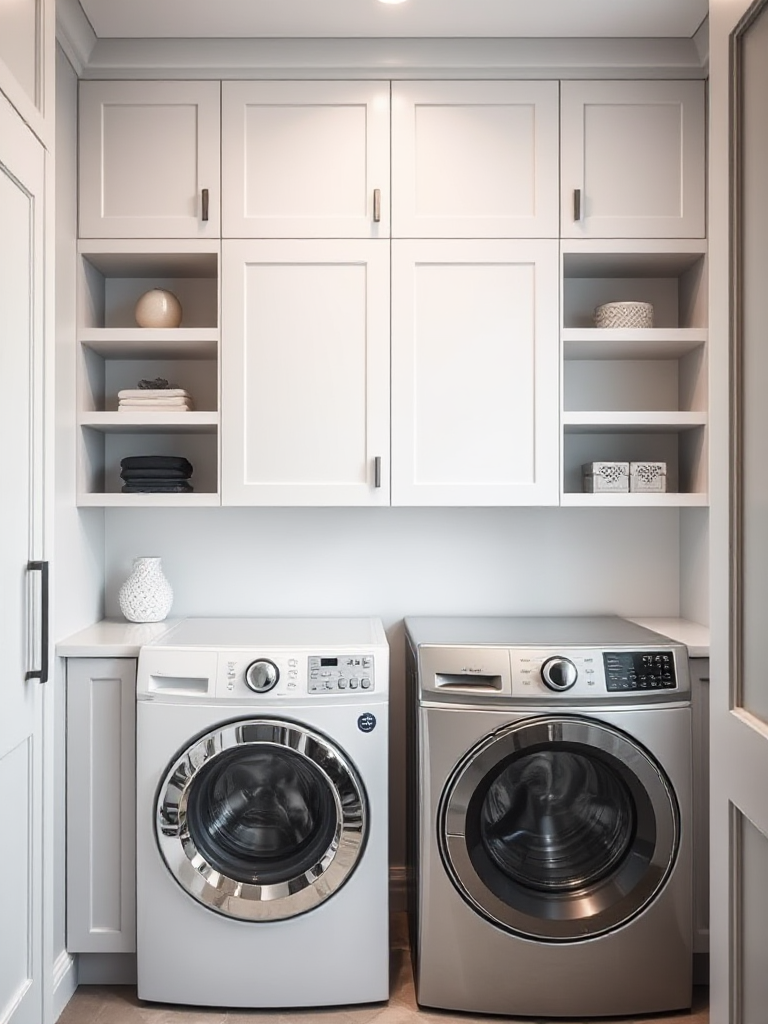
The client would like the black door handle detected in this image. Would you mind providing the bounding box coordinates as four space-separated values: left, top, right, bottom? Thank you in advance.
26 560 49 684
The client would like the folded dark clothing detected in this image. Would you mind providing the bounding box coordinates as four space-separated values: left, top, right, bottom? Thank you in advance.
120 467 191 481
120 477 194 488
120 455 193 473
122 483 194 493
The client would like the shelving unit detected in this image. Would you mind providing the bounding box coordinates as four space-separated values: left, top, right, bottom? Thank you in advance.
76 241 221 505
560 240 708 506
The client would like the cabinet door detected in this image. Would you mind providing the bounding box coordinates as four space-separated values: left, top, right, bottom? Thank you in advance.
391 81 559 238
391 240 560 506
222 81 390 238
561 80 705 239
0 92 45 1024
79 81 221 238
66 659 136 954
690 657 710 964
222 240 390 505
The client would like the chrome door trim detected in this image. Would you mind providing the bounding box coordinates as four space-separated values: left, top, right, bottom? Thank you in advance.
156 718 366 921
439 716 679 941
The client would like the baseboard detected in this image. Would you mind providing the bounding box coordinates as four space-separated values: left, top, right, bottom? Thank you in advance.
390 864 407 913
77 953 137 985
52 950 77 1021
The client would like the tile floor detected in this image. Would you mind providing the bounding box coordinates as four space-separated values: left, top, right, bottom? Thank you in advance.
58 916 709 1024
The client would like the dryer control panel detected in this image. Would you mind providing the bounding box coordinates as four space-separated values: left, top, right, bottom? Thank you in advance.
603 651 677 691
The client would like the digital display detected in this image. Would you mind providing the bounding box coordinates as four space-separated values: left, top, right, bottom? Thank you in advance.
320 657 338 667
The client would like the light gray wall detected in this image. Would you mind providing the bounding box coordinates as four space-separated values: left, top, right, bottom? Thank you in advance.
55 44 106 975
105 504 681 862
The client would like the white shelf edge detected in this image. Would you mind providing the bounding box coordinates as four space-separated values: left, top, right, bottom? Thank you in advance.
561 492 709 507
79 412 219 434
563 412 708 432
79 329 219 359
562 328 707 360
76 492 221 508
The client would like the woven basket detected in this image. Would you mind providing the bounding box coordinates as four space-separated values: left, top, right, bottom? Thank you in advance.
594 301 654 329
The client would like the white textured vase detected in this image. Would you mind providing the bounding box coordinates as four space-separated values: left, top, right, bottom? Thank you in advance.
118 556 173 623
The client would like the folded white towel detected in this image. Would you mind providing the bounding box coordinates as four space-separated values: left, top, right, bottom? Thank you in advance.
118 396 194 408
119 403 195 411
117 388 191 400
118 404 193 413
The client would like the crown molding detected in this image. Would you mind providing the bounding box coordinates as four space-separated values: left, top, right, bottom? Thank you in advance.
75 35 707 79
56 0 97 77
693 16 710 71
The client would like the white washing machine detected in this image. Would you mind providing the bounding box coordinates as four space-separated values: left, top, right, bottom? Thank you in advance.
405 615 693 1019
136 617 389 1009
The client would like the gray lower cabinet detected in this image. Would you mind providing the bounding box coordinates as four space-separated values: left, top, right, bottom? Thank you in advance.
66 658 136 954
690 656 710 979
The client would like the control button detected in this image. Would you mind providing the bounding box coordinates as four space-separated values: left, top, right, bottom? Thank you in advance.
362 657 372 668
349 679 359 689
338 678 348 689
361 677 372 689
325 679 335 690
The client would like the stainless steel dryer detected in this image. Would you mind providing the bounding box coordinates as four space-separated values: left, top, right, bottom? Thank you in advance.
405 615 692 1019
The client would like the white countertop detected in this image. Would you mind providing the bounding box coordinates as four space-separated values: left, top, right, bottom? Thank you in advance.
57 616 710 660
625 617 710 658
56 618 180 658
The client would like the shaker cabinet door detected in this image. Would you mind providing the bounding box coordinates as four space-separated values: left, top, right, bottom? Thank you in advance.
391 239 560 506
222 81 390 238
560 80 705 239
391 80 559 238
66 658 137 954
79 81 221 238
221 239 390 505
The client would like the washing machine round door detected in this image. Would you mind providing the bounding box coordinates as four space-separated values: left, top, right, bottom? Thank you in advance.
439 716 679 941
156 719 366 921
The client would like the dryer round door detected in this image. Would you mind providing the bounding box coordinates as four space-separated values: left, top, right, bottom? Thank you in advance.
439 715 679 941
156 719 367 921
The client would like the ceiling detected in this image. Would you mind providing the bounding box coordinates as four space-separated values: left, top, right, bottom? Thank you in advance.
76 0 709 41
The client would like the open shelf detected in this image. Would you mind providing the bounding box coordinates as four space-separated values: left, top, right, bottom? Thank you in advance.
76 241 221 506
562 328 707 360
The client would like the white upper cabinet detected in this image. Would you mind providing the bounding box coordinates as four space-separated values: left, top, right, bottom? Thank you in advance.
221 81 390 238
221 239 390 505
0 0 53 145
79 81 221 238
560 80 705 239
391 239 560 506
391 81 559 238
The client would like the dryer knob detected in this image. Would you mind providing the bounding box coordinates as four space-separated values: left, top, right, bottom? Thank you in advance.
541 657 578 692
245 659 279 693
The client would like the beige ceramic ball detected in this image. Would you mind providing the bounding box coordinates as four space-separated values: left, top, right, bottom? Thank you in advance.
134 288 183 328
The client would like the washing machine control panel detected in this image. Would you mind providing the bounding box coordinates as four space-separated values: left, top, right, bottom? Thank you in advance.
308 655 375 693
603 651 677 691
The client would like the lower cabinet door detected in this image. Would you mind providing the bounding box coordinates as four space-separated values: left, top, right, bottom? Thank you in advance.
391 239 560 506
66 658 136 953
222 239 390 506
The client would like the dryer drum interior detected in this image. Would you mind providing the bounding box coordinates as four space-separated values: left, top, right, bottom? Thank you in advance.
156 718 367 921
439 716 680 942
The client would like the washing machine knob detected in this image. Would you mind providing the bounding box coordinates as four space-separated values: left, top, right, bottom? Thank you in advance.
245 659 279 693
541 657 578 691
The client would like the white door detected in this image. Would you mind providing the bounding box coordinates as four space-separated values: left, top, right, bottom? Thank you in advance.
221 239 390 505
221 81 390 238
78 81 221 238
0 93 45 1024
560 80 705 239
391 239 560 506
391 80 559 238
710 2 768 1020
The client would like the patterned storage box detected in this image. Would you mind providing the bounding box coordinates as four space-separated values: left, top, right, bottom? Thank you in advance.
594 301 654 329
630 461 667 493
582 462 629 493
